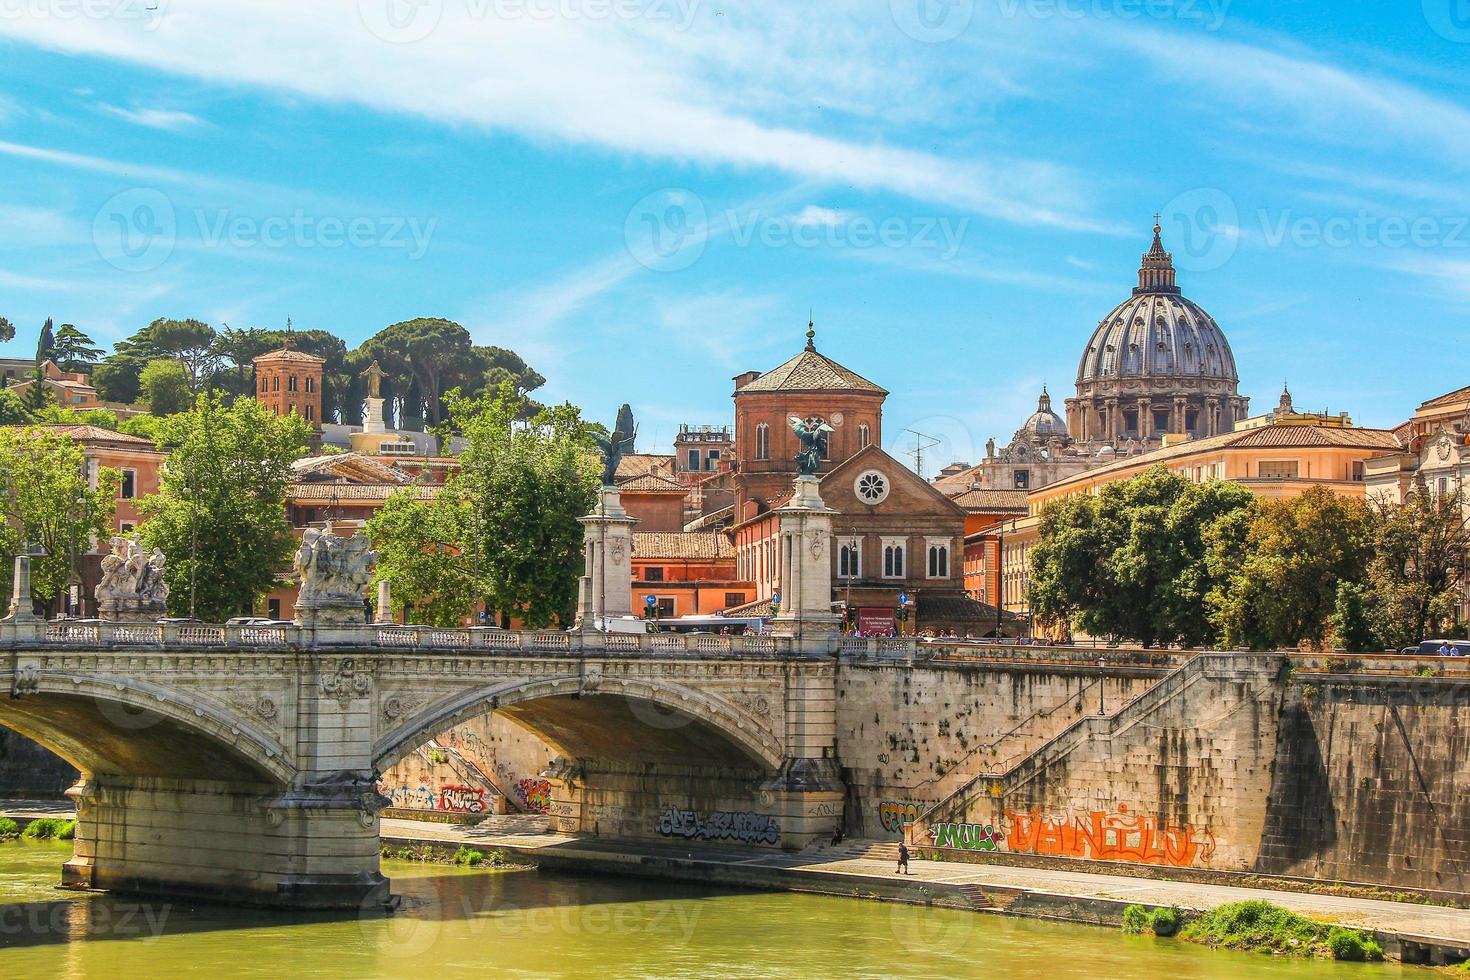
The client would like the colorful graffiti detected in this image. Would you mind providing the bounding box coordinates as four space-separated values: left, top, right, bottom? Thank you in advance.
515 778 552 813
437 785 488 814
1003 804 1216 868
657 806 780 845
929 822 1000 852
878 800 924 835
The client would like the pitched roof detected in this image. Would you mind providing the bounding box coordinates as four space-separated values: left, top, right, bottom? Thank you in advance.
632 531 735 561
1418 384 1470 412
949 488 1029 512
737 346 887 395
724 595 772 618
291 452 413 484
615 453 675 480
1228 425 1399 450
19 424 155 446
254 346 326 365
290 483 439 501
617 472 688 493
917 592 1023 624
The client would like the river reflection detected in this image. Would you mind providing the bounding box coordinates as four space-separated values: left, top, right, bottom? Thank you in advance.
0 841 1431 978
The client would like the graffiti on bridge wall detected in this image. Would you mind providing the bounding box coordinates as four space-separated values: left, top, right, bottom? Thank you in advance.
1002 804 1215 868
928 822 999 851
516 778 552 813
878 800 925 836
437 785 488 813
658 806 780 845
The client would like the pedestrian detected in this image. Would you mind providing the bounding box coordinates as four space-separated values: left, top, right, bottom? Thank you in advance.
896 841 910 875
1452 643 1464 657
1439 642 1451 656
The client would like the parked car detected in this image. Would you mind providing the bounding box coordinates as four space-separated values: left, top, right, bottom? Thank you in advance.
1401 639 1469 655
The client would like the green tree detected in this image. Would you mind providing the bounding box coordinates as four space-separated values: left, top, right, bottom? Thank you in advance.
365 488 475 626
35 318 54 363
20 366 52 414
1364 479 1470 648
1029 466 1253 647
1212 486 1374 650
0 316 14 344
0 390 31 426
1332 581 1379 653
137 395 307 620
49 325 103 373
31 405 120 430
139 358 193 415
0 428 119 608
449 382 599 628
147 318 218 389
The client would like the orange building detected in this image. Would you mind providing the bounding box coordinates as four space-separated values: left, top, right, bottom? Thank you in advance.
253 341 325 443
616 471 691 533
9 360 102 409
630 531 751 618
954 489 1027 606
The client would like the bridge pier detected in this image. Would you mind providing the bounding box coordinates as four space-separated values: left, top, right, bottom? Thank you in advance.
61 773 389 908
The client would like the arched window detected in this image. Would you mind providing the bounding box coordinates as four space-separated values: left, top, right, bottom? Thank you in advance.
287 376 298 393
839 541 860 578
305 404 315 421
272 375 280 392
858 422 870 449
259 376 267 393
882 540 904 578
755 423 770 461
306 377 316 393
928 543 950 579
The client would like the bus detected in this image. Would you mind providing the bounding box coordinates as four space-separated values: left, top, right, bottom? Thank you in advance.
651 615 768 636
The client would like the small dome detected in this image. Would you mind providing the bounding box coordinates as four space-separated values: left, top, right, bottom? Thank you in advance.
1021 387 1067 438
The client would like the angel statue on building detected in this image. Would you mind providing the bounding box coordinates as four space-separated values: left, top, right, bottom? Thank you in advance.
593 403 637 486
789 415 833 476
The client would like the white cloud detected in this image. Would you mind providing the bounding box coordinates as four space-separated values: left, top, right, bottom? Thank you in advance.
96 103 203 131
789 205 848 229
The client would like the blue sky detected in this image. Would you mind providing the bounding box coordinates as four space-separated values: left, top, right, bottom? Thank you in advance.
0 1 1467 463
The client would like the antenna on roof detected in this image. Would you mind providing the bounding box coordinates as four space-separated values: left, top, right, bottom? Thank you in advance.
904 428 941 479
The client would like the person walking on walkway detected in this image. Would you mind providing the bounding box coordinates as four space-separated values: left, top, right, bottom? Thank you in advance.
896 842 910 875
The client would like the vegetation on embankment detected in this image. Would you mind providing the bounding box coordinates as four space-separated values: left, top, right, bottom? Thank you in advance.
0 817 75 841
1130 899 1384 961
380 842 534 870
0 817 18 839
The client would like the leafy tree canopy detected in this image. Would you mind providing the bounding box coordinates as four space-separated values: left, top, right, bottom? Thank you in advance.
137 394 308 620
139 358 193 415
365 489 475 627
50 325 103 373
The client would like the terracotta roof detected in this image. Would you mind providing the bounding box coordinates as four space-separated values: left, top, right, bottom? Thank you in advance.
632 531 735 561
290 484 439 501
737 346 887 395
1228 426 1399 450
18 424 156 446
617 472 688 493
292 452 413 484
917 592 1022 624
724 595 772 618
949 488 1028 512
1418 385 1470 411
254 346 326 364
615 453 675 479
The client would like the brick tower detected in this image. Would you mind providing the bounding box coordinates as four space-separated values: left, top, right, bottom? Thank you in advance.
254 333 325 447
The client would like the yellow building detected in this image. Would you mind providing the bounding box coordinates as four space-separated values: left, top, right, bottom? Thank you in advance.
994 415 1400 622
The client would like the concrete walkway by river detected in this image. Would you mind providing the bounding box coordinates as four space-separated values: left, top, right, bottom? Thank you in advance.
377 816 1470 959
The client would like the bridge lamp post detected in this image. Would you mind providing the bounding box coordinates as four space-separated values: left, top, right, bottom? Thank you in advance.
68 494 85 618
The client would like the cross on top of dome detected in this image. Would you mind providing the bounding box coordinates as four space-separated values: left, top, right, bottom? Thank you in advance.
1136 217 1180 295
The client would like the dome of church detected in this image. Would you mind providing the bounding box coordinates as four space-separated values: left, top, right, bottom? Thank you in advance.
1076 225 1238 387
1019 388 1068 439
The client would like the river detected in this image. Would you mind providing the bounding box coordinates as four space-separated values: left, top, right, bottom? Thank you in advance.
0 840 1430 978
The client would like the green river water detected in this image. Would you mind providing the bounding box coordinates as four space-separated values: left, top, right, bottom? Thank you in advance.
0 841 1432 978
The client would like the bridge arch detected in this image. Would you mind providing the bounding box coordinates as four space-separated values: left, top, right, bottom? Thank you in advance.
374 675 785 773
0 672 296 787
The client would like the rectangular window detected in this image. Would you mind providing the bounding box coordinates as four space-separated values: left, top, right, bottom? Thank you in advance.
118 522 135 534
724 592 746 607
643 566 665 582
706 450 720 470
1351 460 1365 482
928 544 950 579
267 598 281 619
655 598 675 618
119 469 136 500
1014 470 1030 489
1258 460 1299 479
687 449 700 471
882 540 905 578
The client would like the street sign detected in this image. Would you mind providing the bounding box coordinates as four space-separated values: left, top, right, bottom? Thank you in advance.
643 594 657 607
898 592 910 605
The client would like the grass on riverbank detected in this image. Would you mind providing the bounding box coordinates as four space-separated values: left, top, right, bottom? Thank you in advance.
380 842 534 870
0 817 75 841
0 817 18 839
1175 900 1383 961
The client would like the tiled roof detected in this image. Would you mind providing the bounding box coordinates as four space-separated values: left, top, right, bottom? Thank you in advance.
917 592 1022 623
949 488 1028 512
1228 426 1399 450
1419 385 1470 411
254 346 326 364
292 452 414 483
19 424 155 446
617 472 688 493
632 531 735 560
615 453 675 479
724 595 772 618
737 347 887 395
290 484 440 501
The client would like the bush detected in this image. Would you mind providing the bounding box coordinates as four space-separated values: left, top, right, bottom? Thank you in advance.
1122 904 1181 937
1327 926 1383 962
1122 904 1151 934
58 819 76 840
0 817 18 839
1181 900 1382 960
22 817 69 840
452 847 484 867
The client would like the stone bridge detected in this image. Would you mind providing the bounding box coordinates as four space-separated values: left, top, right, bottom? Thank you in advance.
1 620 841 908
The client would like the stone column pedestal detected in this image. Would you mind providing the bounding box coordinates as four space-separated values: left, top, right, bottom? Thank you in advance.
770 476 840 654
576 487 638 629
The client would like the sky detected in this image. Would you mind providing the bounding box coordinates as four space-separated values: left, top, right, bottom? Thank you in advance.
0 0 1467 465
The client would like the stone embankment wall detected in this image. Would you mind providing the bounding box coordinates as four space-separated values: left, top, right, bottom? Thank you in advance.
835 653 1173 840
1254 671 1470 893
0 727 74 797
376 713 558 817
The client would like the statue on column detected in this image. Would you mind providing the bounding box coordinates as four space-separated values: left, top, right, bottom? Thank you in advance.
789 416 833 476
361 359 386 399
592 404 637 487
294 524 377 626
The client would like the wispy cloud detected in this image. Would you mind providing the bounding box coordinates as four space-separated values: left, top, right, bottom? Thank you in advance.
96 103 203 131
